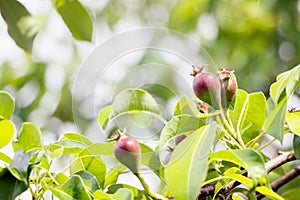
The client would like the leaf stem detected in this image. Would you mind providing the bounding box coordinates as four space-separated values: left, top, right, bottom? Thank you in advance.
246 130 266 148
134 172 168 200
256 138 276 152
218 108 246 149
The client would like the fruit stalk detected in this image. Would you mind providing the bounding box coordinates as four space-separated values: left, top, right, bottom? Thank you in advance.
134 172 169 200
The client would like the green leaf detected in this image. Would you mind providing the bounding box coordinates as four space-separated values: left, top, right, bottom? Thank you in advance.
60 133 92 145
48 133 92 156
8 149 34 183
13 122 42 152
94 187 135 200
228 89 266 143
70 143 113 188
0 120 15 148
94 190 111 199
110 88 160 121
51 174 92 200
209 149 268 186
226 174 284 200
55 173 69 184
0 0 37 51
70 155 106 189
98 105 111 130
75 171 100 196
0 168 27 200
104 164 126 188
281 188 300 199
270 64 300 105
78 142 115 156
111 188 134 200
293 135 300 160
159 115 205 150
55 0 93 41
0 91 15 119
0 152 12 164
140 143 163 177
263 97 287 142
286 111 300 135
49 140 88 156
165 123 216 200
107 184 146 200
174 96 199 116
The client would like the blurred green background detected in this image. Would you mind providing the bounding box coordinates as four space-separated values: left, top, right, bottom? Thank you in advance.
0 0 299 137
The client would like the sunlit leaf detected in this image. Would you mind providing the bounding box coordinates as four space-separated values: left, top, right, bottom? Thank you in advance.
49 140 88 156
104 164 126 188
54 0 93 41
13 122 42 152
60 133 92 145
165 123 216 200
106 184 146 200
0 0 37 51
0 120 14 148
140 143 163 177
110 88 160 121
228 89 266 143
50 174 92 200
98 105 111 131
159 115 205 151
286 111 300 135
263 97 287 142
94 190 111 199
174 96 199 116
75 171 100 196
70 143 113 188
55 173 69 185
0 91 15 119
209 149 268 186
94 187 135 200
270 64 300 105
0 152 12 164
226 174 284 200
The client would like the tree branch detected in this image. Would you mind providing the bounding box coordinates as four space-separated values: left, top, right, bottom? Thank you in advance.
198 151 296 199
265 151 296 173
257 164 300 199
271 165 300 192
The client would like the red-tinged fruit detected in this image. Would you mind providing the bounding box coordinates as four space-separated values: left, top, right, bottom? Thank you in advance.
114 136 141 173
191 65 222 108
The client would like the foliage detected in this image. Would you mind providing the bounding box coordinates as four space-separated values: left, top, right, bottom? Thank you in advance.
0 0 300 135
0 64 299 199
1 1 300 199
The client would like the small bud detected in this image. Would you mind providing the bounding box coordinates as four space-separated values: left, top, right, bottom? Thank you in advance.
218 68 237 106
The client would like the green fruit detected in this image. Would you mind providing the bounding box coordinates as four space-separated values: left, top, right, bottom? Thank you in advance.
114 136 141 173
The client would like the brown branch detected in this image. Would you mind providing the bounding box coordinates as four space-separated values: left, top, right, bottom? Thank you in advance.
257 164 300 199
271 165 300 191
198 151 296 199
265 151 296 173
